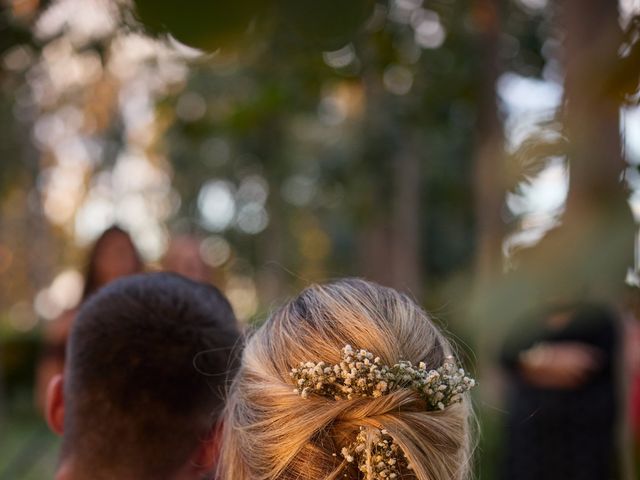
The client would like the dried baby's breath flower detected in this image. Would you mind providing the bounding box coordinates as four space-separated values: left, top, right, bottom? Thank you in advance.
290 345 476 410
290 345 476 479
341 427 406 480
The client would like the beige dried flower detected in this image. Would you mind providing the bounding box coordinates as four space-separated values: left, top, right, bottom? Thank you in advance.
290 345 476 410
290 345 476 479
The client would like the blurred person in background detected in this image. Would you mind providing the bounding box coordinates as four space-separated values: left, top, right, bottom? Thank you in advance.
79 226 144 299
163 234 211 284
45 273 241 480
500 301 621 480
623 292 640 473
35 226 144 411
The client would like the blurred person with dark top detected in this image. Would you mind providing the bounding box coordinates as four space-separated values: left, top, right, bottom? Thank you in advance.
35 225 144 411
500 301 620 480
622 293 640 473
44 272 241 480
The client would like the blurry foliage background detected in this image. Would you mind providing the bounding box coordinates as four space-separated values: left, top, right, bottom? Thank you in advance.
1 0 640 478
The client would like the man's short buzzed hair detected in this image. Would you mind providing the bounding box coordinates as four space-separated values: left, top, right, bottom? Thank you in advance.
63 272 241 479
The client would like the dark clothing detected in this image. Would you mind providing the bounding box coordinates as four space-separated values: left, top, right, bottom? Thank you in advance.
500 303 619 480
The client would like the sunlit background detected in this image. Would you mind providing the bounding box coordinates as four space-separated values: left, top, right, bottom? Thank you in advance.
1 0 640 478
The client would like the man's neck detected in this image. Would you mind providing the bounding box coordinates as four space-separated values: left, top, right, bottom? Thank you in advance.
54 459 136 480
54 454 207 480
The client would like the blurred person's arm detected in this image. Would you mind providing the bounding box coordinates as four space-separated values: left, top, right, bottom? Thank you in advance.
500 304 613 390
518 341 603 389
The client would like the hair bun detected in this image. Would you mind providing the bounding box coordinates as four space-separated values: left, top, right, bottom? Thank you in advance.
219 279 474 480
335 389 425 422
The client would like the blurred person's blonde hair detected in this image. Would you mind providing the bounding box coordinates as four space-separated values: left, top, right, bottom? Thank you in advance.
218 278 474 480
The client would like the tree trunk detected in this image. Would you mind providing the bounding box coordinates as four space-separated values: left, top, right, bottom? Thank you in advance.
561 0 626 216
358 57 423 297
471 0 505 284
390 132 422 297
560 1 633 476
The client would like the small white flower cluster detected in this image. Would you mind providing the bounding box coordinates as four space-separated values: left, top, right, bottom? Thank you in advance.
290 345 392 400
290 345 476 410
406 360 477 411
339 427 406 480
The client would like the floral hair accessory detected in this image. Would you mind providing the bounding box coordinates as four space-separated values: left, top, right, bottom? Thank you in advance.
338 426 407 479
290 344 476 410
291 346 476 479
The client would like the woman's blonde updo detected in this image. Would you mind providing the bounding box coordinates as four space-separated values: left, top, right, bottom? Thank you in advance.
218 278 474 480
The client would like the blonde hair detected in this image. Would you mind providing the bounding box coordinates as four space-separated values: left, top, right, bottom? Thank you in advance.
219 278 474 480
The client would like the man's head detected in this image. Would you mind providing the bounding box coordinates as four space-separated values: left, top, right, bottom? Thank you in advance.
46 272 241 480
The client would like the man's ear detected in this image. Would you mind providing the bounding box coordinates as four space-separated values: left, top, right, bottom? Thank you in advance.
45 374 65 435
191 421 223 474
